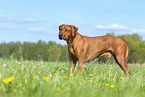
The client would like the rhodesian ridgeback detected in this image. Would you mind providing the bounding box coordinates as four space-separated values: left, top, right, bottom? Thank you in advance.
59 24 131 77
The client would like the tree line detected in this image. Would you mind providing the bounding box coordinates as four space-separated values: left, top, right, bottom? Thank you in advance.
0 33 145 63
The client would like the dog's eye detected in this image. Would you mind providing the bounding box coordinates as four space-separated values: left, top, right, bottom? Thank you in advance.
65 29 69 32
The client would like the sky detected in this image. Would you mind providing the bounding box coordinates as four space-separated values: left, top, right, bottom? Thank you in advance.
0 0 145 45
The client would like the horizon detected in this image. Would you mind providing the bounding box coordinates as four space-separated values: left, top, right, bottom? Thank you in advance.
1 0 145 45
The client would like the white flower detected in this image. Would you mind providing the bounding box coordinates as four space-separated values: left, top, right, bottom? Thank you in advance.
83 65 87 68
2 64 6 67
61 70 65 73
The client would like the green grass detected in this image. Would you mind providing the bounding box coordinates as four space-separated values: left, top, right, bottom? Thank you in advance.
0 59 145 97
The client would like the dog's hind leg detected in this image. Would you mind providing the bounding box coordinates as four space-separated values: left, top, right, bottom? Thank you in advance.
113 47 131 77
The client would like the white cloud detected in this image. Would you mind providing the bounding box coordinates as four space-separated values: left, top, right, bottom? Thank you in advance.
96 24 128 30
28 28 47 33
0 15 44 24
16 18 41 23
0 25 22 30
0 15 6 18
28 28 50 34
95 24 145 35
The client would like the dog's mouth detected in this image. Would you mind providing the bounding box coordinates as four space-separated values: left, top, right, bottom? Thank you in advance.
59 35 62 40
59 34 64 40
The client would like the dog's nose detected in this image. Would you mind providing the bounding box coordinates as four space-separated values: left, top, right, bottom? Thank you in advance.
59 33 63 40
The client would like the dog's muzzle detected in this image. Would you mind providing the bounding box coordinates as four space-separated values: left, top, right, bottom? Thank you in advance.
59 33 63 40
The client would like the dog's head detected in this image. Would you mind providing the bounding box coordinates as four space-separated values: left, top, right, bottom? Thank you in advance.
59 24 78 40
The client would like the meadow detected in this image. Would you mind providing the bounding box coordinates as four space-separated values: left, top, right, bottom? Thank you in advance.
0 59 145 97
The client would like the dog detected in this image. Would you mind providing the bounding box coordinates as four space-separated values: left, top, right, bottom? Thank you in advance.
59 24 131 77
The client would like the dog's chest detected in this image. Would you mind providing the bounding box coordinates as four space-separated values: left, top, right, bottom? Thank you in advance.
68 45 80 56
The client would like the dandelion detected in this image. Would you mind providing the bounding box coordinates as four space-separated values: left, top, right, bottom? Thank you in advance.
110 84 115 88
43 76 49 82
32 74 36 79
99 83 101 85
120 77 124 81
46 74 49 76
88 80 92 83
57 88 62 93
88 74 93 77
106 84 109 87
0 66 2 68
70 74 73 76
136 78 138 80
18 83 22 87
1 86 5 89
109 75 113 77
18 66 21 69
2 76 15 85
38 71 40 74
63 76 67 78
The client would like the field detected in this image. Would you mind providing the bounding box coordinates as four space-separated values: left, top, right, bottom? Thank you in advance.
0 59 145 97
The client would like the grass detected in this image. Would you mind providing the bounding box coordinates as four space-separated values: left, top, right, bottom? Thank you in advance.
0 59 145 97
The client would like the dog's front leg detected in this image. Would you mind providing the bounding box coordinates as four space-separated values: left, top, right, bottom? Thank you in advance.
69 53 77 74
78 62 85 72
70 59 77 74
78 58 86 72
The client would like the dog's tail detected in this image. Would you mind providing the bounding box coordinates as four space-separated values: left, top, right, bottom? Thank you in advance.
125 42 129 59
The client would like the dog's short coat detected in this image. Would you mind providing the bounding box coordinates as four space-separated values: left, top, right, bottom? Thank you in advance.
59 24 131 77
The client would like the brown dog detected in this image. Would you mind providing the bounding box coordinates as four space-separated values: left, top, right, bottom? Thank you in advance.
59 24 131 77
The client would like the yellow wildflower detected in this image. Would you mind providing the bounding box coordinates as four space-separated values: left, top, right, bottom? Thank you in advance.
32 74 36 79
136 78 138 80
57 88 62 93
88 80 92 83
106 84 109 87
70 74 73 76
110 84 115 88
88 74 93 77
2 76 15 85
46 74 49 76
99 83 101 85
109 75 113 77
38 71 40 74
0 66 2 68
1 86 5 89
18 83 22 87
43 76 49 82
120 77 124 81
63 76 67 78
18 66 21 69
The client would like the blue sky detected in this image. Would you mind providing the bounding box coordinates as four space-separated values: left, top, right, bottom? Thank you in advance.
0 0 145 45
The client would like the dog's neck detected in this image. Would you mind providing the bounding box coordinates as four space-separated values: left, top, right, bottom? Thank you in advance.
66 32 80 45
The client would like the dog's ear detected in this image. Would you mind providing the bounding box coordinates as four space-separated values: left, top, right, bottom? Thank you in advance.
71 25 78 37
59 24 64 29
